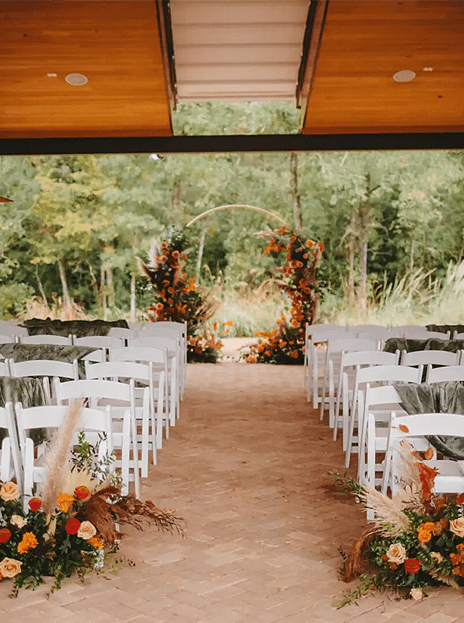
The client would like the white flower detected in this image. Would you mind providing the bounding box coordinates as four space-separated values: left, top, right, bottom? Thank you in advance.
77 521 97 540
386 543 407 565
10 515 27 529
410 588 423 601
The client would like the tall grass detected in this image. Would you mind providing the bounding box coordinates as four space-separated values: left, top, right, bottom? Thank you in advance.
319 264 464 327
209 279 286 337
209 263 464 336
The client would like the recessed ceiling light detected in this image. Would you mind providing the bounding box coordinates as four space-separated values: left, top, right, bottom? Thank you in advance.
423 67 433 72
65 73 88 86
393 70 416 83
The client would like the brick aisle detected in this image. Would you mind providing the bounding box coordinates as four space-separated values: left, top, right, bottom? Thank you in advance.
1 363 464 622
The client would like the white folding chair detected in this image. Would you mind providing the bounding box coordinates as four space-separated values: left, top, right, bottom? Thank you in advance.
9 358 79 404
382 411 464 497
333 349 400 447
401 349 461 370
107 327 137 346
20 334 73 345
427 365 464 384
16 402 113 503
85 360 165 471
136 321 187 397
73 335 124 361
390 326 450 340
110 346 175 430
54 379 140 497
304 326 354 408
347 365 423 473
320 338 379 426
0 402 22 490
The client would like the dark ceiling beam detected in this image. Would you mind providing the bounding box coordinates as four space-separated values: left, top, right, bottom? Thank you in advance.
0 133 463 156
296 0 329 126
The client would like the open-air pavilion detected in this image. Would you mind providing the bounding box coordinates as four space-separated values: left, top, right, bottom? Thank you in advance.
1 1 464 620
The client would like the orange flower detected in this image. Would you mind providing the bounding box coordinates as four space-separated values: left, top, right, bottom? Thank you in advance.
88 536 104 550
291 350 299 358
17 532 38 554
56 492 75 513
74 485 90 501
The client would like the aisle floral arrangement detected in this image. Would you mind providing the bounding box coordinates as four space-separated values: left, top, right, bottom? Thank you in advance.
244 227 323 364
0 405 183 596
139 229 223 362
338 442 464 607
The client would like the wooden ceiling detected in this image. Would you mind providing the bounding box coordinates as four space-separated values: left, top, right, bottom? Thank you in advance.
0 0 172 139
302 0 464 135
0 0 462 152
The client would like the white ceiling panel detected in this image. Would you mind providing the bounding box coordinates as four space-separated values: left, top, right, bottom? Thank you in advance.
170 0 311 102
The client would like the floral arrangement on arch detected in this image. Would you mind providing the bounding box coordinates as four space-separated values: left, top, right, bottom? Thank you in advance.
139 229 223 363
338 442 464 607
0 405 183 596
245 226 323 365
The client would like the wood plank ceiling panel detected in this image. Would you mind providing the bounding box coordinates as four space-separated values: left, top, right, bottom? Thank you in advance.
302 0 464 134
171 0 310 101
0 0 172 138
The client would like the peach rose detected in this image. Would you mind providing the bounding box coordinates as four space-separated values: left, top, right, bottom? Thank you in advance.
0 557 22 578
77 521 97 540
10 515 27 529
386 543 407 565
430 551 443 564
410 588 423 601
450 517 464 538
0 482 19 502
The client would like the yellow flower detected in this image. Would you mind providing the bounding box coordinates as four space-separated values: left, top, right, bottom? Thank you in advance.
17 532 38 554
56 492 75 513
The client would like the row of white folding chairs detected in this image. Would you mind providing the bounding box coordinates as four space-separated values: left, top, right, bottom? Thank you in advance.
333 349 464 447
344 363 464 499
0 321 188 400
0 399 132 507
306 329 456 412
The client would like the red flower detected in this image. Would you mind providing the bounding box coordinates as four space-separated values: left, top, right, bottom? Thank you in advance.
28 497 42 512
65 518 81 535
74 485 90 501
404 558 421 574
457 492 464 505
0 528 11 543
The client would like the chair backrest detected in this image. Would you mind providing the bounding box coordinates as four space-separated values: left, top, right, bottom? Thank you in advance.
16 402 113 499
326 338 379 355
0 323 28 337
401 349 461 367
355 363 423 387
427 365 464 384
20 334 73 345
0 402 22 489
129 336 179 356
107 327 136 344
73 335 124 349
54 378 135 410
9 358 79 380
0 334 16 344
390 326 450 340
110 346 168 367
354 327 392 341
382 411 464 495
454 331 464 340
341 349 400 369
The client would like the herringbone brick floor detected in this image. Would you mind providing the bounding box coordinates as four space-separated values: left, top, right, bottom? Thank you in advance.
2 363 464 621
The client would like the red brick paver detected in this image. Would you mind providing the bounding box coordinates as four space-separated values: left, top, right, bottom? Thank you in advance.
2 363 463 621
